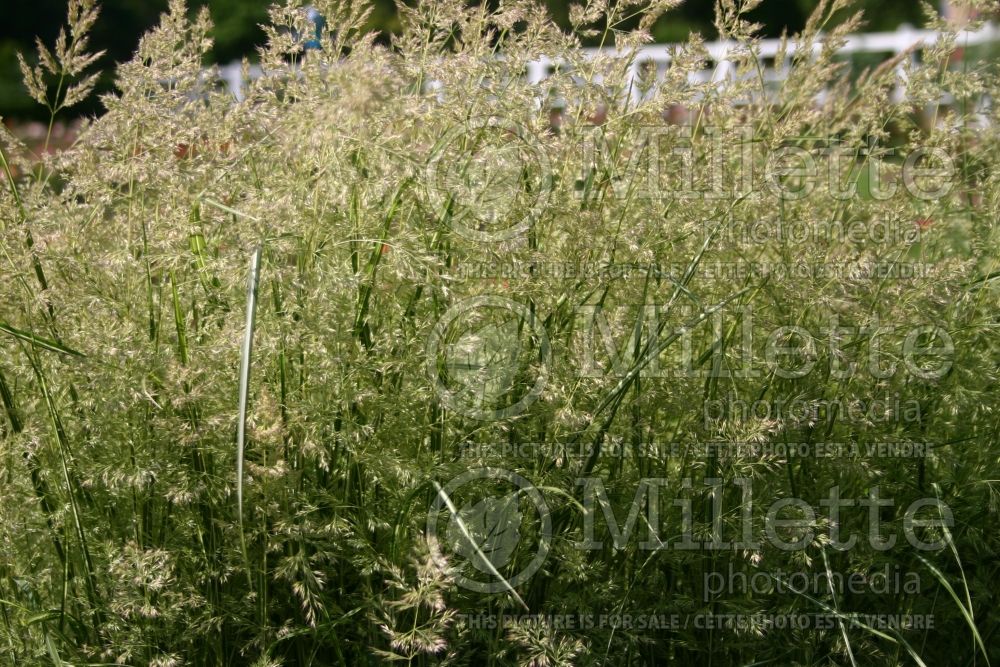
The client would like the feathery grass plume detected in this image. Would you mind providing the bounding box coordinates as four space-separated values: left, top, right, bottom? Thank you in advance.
0 0 997 663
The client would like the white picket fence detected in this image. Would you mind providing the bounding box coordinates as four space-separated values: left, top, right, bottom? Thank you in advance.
217 22 999 105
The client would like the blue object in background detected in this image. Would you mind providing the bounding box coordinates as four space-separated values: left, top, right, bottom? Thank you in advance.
303 7 326 50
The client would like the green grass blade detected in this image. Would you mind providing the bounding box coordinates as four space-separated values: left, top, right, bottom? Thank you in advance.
0 323 84 358
916 554 990 666
25 349 102 638
169 273 188 365
431 480 529 612
237 245 262 588
821 547 858 667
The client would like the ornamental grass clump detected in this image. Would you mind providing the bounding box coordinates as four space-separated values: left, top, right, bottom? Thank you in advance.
1 0 999 664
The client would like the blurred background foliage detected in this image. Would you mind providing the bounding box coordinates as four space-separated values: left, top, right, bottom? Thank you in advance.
0 0 936 119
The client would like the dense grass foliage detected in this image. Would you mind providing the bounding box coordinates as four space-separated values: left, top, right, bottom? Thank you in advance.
1 0 999 664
